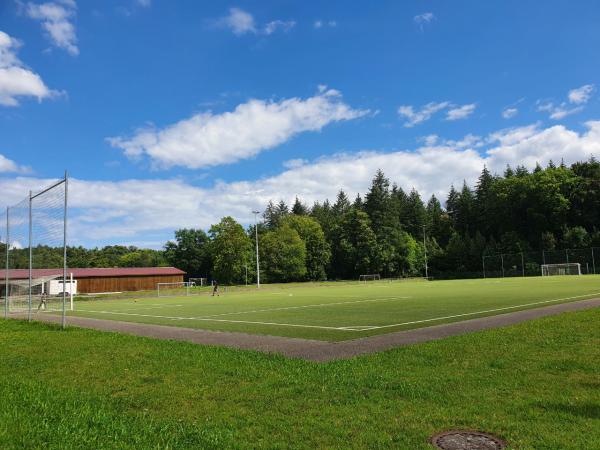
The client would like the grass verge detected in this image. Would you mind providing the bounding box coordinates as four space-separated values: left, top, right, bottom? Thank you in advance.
1 307 599 449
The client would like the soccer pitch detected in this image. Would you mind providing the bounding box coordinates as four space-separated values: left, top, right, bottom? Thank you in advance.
67 276 600 341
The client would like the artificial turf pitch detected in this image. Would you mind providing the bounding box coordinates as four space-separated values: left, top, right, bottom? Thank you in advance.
66 276 600 341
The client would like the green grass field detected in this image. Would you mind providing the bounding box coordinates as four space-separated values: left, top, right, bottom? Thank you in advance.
1 308 599 449
65 276 600 341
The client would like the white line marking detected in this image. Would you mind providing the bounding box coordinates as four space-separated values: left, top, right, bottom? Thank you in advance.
119 304 185 312
193 296 411 319
72 309 349 331
355 292 600 331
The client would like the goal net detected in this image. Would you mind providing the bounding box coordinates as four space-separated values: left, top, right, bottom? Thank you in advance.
359 274 381 283
541 263 581 276
157 282 193 297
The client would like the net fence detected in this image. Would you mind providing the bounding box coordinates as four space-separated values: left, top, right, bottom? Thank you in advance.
2 175 69 325
483 247 598 278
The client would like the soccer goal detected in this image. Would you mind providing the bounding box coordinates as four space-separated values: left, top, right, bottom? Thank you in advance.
157 281 193 297
359 274 381 283
541 263 581 276
188 277 207 287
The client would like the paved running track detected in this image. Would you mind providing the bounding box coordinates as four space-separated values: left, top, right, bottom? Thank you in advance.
9 298 600 362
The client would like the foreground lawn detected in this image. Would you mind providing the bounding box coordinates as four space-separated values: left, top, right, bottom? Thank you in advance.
66 276 600 340
1 308 599 449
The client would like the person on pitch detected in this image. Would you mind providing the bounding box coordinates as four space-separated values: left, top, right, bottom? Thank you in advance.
37 292 48 312
212 280 219 297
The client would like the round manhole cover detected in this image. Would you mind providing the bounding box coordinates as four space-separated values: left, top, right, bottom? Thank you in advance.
430 430 506 450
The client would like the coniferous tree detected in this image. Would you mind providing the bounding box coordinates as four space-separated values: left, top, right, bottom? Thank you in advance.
332 190 351 216
291 196 309 215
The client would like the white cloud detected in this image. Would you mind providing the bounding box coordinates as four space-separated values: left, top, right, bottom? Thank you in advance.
264 20 296 35
7 122 600 247
568 84 595 104
443 134 484 149
537 101 583 120
217 7 256 35
537 84 595 120
282 158 307 169
446 103 476 121
414 12 435 30
0 153 29 173
0 30 57 106
136 0 151 7
216 8 295 36
486 121 600 170
314 20 337 29
419 134 439 146
108 88 370 169
502 107 518 119
25 1 79 55
398 101 450 127
487 123 540 146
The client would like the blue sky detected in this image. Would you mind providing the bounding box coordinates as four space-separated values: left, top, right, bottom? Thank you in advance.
1 0 600 248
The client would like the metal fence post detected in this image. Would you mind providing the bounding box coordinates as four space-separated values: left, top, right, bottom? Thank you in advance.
62 172 68 329
4 207 8 319
28 191 32 322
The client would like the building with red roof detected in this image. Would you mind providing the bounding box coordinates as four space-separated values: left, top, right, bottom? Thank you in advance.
0 267 185 294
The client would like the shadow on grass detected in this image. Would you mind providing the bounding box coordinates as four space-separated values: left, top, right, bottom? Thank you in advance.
538 402 600 419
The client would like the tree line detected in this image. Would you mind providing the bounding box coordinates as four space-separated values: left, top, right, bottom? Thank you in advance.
163 157 600 282
3 157 599 282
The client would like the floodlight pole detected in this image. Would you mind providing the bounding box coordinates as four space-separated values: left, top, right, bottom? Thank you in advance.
253 210 261 288
501 254 505 278
482 255 486 278
422 225 428 279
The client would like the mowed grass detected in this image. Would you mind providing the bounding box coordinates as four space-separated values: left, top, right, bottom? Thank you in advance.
65 276 600 341
1 308 599 449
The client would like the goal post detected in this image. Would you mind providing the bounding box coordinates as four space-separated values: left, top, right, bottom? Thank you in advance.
157 281 193 297
359 274 381 283
541 263 581 276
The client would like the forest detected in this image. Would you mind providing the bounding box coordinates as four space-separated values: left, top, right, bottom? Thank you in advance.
3 157 600 283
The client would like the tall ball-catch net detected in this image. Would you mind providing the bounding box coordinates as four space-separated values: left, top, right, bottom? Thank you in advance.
2 175 69 326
